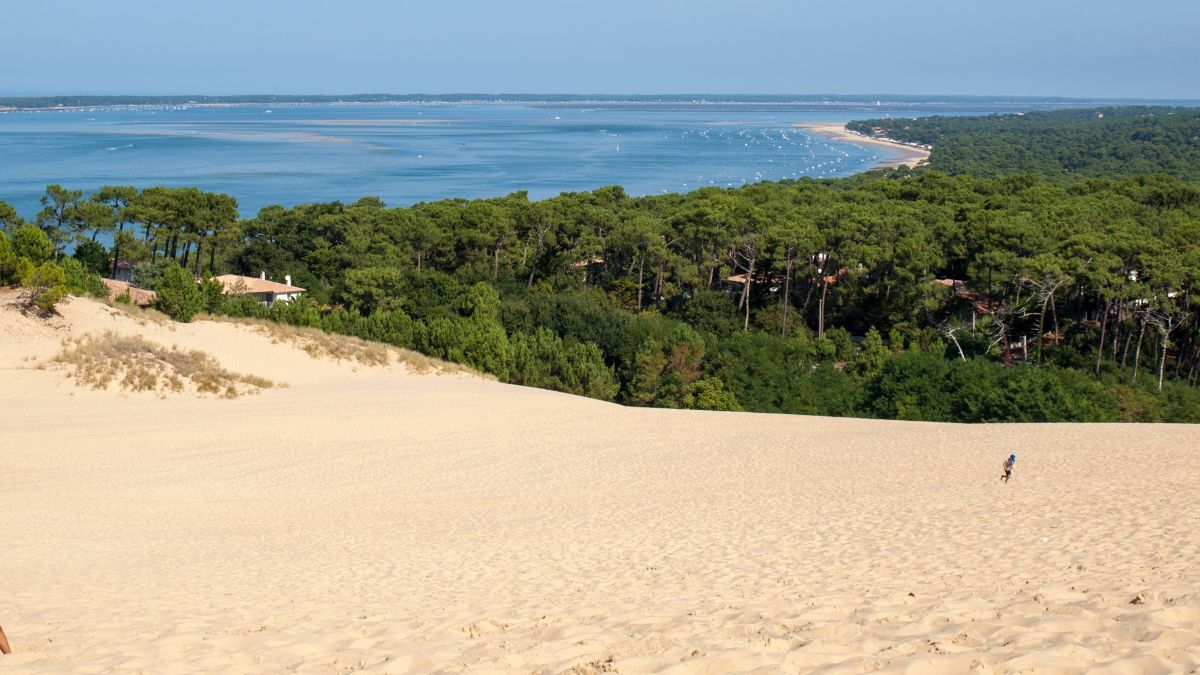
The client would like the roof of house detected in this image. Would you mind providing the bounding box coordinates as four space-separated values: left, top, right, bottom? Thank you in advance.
101 278 157 306
726 273 783 285
213 274 305 295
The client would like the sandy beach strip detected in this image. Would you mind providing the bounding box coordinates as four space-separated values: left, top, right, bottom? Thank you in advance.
797 122 931 169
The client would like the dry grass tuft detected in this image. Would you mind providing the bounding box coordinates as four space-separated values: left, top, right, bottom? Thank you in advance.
202 316 468 374
54 332 275 398
107 301 173 327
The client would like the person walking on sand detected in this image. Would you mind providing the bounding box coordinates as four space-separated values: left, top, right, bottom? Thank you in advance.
1001 454 1016 483
0 624 11 654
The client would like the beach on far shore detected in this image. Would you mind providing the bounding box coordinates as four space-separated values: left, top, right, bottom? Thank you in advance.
796 122 931 169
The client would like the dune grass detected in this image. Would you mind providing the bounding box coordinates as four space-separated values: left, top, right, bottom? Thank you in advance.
107 300 173 327
202 315 467 374
54 332 275 398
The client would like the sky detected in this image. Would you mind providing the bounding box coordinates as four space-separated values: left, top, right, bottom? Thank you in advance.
2 0 1197 99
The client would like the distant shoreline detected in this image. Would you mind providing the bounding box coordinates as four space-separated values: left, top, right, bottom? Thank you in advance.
3 93 1193 113
795 122 931 169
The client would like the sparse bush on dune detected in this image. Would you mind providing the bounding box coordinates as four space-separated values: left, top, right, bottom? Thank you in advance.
1 228 107 314
108 300 173 326
53 332 275 398
202 314 466 374
21 261 67 313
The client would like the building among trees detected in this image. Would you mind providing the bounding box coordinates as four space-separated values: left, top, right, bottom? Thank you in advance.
213 273 304 306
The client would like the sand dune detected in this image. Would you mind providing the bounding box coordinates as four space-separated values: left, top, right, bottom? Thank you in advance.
1 294 1198 673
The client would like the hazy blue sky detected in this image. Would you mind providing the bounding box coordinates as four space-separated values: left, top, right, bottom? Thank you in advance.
3 0 1196 98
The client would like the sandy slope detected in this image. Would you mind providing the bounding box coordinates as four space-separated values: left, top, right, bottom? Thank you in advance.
1 295 1198 674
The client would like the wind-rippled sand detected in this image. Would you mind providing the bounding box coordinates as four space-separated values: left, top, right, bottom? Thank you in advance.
2 296 1198 673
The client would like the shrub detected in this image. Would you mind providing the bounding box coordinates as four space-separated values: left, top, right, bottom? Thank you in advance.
678 290 741 337
21 261 67 312
509 328 564 389
72 239 111 275
704 331 798 413
682 377 742 411
0 231 17 283
866 348 954 420
155 262 204 322
522 288 639 374
459 281 501 321
422 313 511 379
396 268 459 320
562 341 620 401
129 259 176 291
59 256 108 297
199 276 227 313
626 323 705 406
357 310 417 348
219 293 270 319
267 296 323 327
13 257 34 286
336 267 407 315
508 328 619 400
794 365 866 417
11 225 52 264
459 317 510 378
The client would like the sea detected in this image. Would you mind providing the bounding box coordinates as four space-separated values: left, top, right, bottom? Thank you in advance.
0 96 1180 218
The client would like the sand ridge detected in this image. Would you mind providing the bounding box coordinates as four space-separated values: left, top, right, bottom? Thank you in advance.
1 295 1198 673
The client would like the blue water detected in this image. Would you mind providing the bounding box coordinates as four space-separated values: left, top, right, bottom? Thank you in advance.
0 101 995 217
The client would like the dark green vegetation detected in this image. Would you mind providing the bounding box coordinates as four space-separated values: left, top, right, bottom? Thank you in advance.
848 107 1200 179
0 221 106 312
6 144 1200 421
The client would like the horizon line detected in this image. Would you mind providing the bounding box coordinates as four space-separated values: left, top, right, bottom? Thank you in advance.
4 92 1200 103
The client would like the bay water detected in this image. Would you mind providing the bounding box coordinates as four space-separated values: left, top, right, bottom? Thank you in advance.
0 99 1107 218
